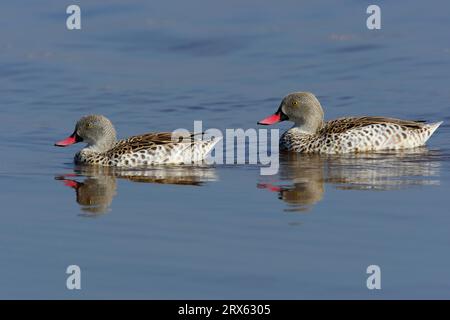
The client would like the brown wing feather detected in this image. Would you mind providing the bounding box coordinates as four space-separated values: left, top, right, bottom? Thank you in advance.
320 117 425 134
108 132 203 155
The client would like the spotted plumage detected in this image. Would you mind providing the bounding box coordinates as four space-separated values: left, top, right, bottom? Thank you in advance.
55 115 221 166
258 92 442 154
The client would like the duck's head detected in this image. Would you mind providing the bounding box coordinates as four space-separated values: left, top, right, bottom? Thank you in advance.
258 92 324 133
55 115 117 152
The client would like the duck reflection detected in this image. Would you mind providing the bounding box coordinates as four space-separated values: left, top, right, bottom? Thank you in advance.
55 165 217 216
258 147 441 212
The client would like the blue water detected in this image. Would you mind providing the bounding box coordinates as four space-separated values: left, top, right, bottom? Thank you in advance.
1 0 450 299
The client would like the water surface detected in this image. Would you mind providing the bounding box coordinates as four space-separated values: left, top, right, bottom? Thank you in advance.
1 0 450 299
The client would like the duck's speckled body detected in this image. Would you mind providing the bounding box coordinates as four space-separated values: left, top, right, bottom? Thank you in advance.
55 115 220 166
74 132 219 166
280 117 442 153
258 92 442 154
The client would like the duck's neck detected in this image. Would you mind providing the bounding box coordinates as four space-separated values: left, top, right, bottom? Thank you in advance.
83 134 117 154
291 118 324 134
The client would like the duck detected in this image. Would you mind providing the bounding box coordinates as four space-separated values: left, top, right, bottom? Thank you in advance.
54 115 221 166
257 92 442 154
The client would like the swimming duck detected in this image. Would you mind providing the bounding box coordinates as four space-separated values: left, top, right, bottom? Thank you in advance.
258 92 442 153
55 115 220 166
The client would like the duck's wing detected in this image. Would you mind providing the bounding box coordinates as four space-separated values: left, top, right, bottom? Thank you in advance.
320 117 425 134
109 132 204 154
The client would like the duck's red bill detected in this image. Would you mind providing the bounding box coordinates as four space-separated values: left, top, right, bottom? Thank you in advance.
257 113 281 125
63 179 80 189
55 135 77 147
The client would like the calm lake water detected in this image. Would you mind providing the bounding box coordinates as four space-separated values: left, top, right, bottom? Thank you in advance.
1 0 450 299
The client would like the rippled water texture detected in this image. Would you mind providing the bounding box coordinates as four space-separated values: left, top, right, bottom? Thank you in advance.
0 1 450 298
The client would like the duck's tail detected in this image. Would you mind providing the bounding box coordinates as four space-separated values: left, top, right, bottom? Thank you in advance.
200 136 222 157
179 136 223 163
422 121 443 144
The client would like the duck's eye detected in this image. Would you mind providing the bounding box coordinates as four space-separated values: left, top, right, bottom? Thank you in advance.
86 123 93 128
292 101 298 106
